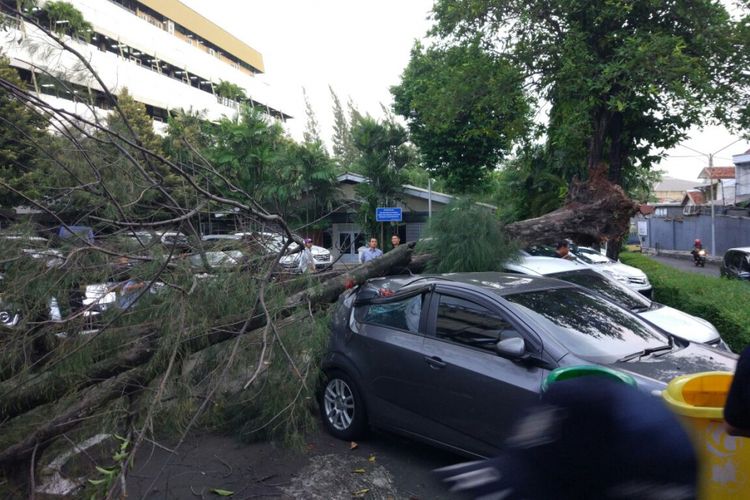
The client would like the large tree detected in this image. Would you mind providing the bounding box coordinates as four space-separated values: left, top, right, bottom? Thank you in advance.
0 56 49 207
431 0 748 187
392 41 531 193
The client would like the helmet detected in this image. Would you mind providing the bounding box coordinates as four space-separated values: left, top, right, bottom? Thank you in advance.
694 239 701 245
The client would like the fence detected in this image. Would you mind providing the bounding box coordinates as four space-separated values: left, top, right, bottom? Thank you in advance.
641 213 750 255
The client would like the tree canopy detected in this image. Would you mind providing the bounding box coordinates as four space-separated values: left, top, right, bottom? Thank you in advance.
392 41 531 193
429 0 749 186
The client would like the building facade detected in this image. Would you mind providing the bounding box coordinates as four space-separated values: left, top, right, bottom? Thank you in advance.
0 0 290 132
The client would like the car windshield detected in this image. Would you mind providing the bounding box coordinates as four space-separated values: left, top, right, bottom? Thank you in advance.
548 270 651 311
504 288 669 364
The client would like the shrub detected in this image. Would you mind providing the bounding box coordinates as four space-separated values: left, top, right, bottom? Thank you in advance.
620 253 750 352
417 198 518 273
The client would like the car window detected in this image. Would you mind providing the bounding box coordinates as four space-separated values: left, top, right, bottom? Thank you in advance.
435 295 519 351
360 295 423 333
741 252 750 273
504 288 669 363
549 270 651 311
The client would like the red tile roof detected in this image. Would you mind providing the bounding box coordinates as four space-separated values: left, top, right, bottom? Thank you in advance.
683 190 705 205
698 166 735 180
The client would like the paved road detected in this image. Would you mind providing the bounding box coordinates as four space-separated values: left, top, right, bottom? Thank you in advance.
128 427 463 499
647 255 721 277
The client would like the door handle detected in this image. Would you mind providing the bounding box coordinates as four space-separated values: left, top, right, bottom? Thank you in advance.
424 356 446 369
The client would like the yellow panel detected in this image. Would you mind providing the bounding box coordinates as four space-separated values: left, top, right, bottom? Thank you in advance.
138 0 265 73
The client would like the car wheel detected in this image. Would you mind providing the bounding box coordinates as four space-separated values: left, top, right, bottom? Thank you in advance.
319 370 367 440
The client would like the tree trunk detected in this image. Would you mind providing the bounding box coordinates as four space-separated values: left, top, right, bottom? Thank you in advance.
506 165 637 247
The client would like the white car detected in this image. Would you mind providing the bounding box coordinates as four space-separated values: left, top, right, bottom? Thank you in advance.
235 232 332 271
573 246 651 295
504 256 729 350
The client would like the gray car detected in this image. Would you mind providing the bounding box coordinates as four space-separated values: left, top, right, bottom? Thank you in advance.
319 272 736 458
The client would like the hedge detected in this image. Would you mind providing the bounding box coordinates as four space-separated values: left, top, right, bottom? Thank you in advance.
620 253 750 352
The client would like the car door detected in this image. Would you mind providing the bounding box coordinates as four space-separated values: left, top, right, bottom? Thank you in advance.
419 288 550 455
351 292 433 428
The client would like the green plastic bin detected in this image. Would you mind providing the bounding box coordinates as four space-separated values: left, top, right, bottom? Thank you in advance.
541 365 638 393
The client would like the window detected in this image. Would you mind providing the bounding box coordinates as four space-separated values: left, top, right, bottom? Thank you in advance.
654 208 667 217
360 295 422 333
436 296 518 351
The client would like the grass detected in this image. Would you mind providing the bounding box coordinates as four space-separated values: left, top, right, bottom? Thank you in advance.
620 253 750 352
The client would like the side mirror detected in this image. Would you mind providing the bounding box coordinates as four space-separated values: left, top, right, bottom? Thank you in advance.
495 337 525 358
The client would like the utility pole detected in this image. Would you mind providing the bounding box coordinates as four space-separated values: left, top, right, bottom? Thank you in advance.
680 139 742 256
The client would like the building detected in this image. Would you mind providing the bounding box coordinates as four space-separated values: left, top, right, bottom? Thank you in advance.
328 173 496 264
697 166 736 205
733 149 750 204
0 0 290 133
652 176 701 203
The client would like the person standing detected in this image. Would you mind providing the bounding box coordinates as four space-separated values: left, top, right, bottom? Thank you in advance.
360 237 383 263
390 234 401 250
297 238 316 273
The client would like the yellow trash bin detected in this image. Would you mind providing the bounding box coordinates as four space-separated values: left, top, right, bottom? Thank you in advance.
663 371 750 499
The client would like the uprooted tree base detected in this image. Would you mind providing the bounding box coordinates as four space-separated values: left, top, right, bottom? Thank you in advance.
505 166 639 254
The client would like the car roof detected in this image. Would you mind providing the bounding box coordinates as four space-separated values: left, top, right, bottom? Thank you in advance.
727 247 750 253
504 256 587 275
366 272 573 297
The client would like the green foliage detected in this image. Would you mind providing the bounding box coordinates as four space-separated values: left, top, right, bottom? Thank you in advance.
329 86 358 170
491 143 568 224
214 80 247 101
392 41 531 193
0 56 49 207
418 198 518 273
302 87 322 144
620 253 750 352
350 117 411 237
40 1 93 41
430 0 748 186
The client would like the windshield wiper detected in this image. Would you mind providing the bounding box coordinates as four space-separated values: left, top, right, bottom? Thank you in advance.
630 305 650 313
618 345 672 362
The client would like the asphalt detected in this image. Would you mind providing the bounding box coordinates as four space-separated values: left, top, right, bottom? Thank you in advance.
646 254 721 277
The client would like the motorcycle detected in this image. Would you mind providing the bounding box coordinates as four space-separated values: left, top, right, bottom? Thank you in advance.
693 248 707 267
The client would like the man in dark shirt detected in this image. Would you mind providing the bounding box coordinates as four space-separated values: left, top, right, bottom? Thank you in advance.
725 346 750 437
554 240 572 259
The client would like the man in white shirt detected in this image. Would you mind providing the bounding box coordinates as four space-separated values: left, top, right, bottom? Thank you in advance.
297 238 315 273
360 238 383 264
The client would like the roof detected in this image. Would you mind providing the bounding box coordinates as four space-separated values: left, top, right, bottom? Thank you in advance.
367 272 572 298
336 172 497 210
504 256 588 276
639 205 655 215
682 190 705 205
653 177 700 192
698 167 735 180
139 0 265 73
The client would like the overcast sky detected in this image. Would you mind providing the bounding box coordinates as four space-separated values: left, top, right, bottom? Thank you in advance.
182 0 749 183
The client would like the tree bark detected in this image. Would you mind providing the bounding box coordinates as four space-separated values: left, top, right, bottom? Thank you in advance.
506 165 637 248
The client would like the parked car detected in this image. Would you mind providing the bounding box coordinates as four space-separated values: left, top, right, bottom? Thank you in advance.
188 235 247 270
524 244 652 297
504 256 729 350
0 234 64 268
236 232 332 271
319 272 736 458
720 247 750 280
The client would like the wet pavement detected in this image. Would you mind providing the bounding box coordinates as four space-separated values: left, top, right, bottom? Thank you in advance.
647 255 721 277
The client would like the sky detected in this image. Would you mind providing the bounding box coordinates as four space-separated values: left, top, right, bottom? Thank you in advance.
182 0 749 184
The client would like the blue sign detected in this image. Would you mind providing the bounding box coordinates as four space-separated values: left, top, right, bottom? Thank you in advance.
376 207 402 222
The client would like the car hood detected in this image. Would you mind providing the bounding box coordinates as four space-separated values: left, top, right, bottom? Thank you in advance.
612 342 736 386
280 245 329 263
639 305 720 344
605 262 647 279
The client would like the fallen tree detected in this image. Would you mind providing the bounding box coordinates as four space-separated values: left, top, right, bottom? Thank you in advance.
0 8 640 498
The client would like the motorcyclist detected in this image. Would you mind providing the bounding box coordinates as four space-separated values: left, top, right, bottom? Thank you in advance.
691 239 706 266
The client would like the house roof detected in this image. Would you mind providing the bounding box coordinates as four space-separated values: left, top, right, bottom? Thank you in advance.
698 166 735 180
336 172 497 210
682 190 705 206
653 176 699 192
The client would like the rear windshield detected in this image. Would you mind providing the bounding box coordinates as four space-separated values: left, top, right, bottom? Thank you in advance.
505 288 668 363
548 271 651 311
